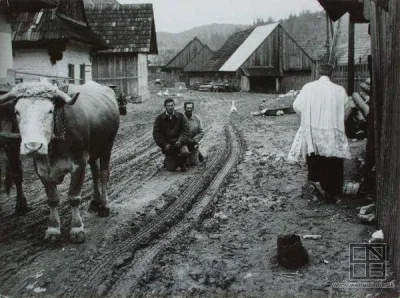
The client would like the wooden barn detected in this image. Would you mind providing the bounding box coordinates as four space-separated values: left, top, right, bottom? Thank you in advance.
195 23 316 93
162 37 210 78
182 44 214 86
85 3 158 102
11 0 107 84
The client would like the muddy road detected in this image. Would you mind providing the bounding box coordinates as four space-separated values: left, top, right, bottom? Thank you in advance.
0 90 397 297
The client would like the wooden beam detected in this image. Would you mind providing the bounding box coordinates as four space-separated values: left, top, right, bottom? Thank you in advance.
347 19 355 94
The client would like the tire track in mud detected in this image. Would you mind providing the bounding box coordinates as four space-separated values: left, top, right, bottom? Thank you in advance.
62 123 242 298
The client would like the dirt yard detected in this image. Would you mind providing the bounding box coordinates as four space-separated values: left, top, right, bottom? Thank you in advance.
0 87 398 297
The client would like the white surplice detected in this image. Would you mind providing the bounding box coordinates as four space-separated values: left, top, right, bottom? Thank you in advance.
288 76 352 163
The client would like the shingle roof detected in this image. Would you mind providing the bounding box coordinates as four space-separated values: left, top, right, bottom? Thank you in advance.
12 0 107 50
199 27 254 72
84 3 158 54
336 34 370 64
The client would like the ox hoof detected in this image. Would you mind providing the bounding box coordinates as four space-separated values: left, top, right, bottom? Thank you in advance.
14 205 32 216
69 228 86 243
89 200 100 212
98 206 110 217
44 228 61 242
70 227 85 244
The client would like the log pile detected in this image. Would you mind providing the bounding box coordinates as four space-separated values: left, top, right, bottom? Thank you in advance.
345 78 371 139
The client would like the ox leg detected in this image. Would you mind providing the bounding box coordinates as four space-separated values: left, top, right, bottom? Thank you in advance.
68 164 86 244
4 145 29 215
88 159 101 213
98 150 112 217
42 182 62 241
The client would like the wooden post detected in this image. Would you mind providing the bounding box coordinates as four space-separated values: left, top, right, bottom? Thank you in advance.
275 77 280 93
347 18 355 95
0 10 13 88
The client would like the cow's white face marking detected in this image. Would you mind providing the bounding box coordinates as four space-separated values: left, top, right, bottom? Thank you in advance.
15 98 54 155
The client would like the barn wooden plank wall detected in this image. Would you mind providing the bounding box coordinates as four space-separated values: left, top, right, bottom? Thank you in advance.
241 26 314 72
92 53 139 96
367 0 400 278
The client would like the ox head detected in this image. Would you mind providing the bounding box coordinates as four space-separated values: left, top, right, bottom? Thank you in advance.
0 81 79 155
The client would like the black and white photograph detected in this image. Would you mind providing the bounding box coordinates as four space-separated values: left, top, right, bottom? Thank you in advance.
0 0 399 297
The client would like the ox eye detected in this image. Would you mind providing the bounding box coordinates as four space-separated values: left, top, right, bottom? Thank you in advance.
49 110 53 114
15 110 19 116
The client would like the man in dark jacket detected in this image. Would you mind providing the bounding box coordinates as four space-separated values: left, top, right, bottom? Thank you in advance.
153 98 190 172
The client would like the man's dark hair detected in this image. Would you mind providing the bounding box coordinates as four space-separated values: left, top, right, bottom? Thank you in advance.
164 98 175 107
184 101 194 108
317 64 334 77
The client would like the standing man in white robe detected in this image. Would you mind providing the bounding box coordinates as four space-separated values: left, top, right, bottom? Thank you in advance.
288 64 352 203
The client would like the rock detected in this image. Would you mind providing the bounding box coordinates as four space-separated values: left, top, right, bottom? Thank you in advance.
371 229 384 242
359 204 375 215
303 234 322 240
202 218 220 232
214 211 228 221
114 252 133 269
358 213 376 224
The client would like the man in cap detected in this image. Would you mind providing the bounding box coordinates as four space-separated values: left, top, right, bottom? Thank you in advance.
183 101 204 166
153 98 190 172
288 64 352 203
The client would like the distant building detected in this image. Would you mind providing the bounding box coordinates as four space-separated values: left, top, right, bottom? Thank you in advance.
11 0 107 84
193 23 316 93
163 38 210 77
85 3 158 102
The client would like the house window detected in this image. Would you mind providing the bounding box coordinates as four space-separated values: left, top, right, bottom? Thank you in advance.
80 64 85 85
68 64 75 84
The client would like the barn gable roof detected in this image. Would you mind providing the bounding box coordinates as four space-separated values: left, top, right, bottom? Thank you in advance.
12 0 108 50
183 45 214 72
220 23 279 71
163 37 206 70
200 27 254 72
84 3 158 54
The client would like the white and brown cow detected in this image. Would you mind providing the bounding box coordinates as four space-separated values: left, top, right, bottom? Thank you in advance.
0 80 120 243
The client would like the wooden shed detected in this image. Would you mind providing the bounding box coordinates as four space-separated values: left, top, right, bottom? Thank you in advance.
163 37 207 77
196 23 316 93
85 3 158 102
182 44 214 86
10 0 107 84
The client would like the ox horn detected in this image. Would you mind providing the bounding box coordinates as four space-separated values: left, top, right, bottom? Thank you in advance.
55 89 80 106
0 88 18 104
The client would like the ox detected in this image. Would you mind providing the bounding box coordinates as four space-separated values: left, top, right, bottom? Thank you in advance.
0 81 120 243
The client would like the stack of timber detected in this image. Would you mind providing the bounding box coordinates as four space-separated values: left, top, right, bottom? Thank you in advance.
345 78 371 139
252 90 299 116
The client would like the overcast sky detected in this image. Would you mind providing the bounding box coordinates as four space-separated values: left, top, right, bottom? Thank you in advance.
118 0 324 33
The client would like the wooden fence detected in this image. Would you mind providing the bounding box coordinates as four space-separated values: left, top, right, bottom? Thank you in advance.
332 61 370 93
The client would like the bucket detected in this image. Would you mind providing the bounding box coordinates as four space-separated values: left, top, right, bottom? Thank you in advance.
342 180 360 195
